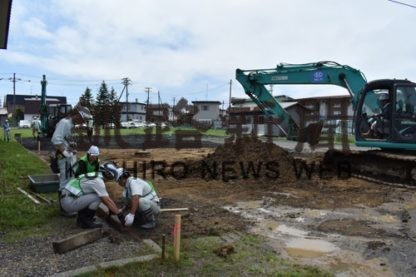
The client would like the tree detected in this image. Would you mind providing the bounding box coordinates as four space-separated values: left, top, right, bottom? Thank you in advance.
80 87 94 110
95 81 111 127
109 87 121 127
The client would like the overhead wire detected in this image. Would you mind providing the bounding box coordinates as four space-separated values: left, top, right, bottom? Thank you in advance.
387 0 416 8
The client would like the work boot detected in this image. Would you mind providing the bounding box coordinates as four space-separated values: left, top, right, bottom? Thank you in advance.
77 208 102 229
140 208 156 230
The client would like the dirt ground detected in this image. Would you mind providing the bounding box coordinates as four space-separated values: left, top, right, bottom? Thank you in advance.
34 137 416 276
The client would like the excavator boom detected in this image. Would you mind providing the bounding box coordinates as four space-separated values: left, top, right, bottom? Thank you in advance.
236 61 368 145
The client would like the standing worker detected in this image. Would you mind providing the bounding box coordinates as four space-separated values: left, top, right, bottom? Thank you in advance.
114 168 160 229
31 116 41 140
51 104 92 216
2 119 10 142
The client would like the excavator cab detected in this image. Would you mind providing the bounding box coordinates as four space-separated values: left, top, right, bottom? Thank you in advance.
356 79 416 144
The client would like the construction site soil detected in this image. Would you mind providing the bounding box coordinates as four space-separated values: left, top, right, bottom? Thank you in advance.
18 136 416 276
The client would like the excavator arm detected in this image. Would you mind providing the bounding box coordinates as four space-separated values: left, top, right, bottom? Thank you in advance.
235 61 368 145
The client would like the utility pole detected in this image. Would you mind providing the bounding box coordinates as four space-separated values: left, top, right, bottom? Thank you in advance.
228 79 232 110
0 73 30 115
121 77 131 120
144 87 152 122
228 79 232 128
172 97 176 121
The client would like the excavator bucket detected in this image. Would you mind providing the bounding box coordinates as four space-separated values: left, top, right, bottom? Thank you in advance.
297 121 324 146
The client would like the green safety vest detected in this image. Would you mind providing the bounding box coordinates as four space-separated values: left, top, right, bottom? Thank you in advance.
64 172 104 197
79 154 98 174
124 180 156 201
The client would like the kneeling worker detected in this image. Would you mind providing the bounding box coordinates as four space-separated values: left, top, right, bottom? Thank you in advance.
115 168 160 229
60 146 123 228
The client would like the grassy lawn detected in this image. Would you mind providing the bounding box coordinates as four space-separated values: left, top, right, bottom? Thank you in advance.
80 235 332 277
0 139 71 242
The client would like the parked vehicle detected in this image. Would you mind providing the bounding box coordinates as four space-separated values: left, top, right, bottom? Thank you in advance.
121 121 136 128
104 123 115 129
19 120 31 128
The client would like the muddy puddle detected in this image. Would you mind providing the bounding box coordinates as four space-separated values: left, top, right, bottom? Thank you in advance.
224 197 416 276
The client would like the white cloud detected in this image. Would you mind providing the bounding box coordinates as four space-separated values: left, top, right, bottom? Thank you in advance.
2 0 416 104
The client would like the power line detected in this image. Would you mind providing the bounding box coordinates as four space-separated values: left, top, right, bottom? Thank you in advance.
388 0 416 9
0 73 31 113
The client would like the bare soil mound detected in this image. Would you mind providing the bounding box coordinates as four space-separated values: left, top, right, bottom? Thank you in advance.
191 137 296 183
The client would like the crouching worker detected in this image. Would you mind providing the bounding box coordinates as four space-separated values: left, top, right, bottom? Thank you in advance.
115 169 160 229
60 152 123 229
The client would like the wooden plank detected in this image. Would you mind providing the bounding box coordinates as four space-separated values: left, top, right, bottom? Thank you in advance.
96 204 126 232
52 229 105 254
29 191 53 204
160 208 188 212
17 187 40 204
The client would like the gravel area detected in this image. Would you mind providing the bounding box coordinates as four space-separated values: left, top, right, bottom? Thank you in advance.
0 226 151 277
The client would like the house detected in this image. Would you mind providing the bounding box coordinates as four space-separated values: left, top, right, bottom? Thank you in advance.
23 97 62 121
192 101 222 128
295 95 353 133
228 97 309 136
229 93 354 137
119 100 146 122
3 94 67 118
147 103 170 123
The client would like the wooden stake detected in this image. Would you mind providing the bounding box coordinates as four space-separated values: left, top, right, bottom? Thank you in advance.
17 187 40 204
38 140 41 153
29 191 53 204
160 208 188 212
161 234 166 260
173 214 181 262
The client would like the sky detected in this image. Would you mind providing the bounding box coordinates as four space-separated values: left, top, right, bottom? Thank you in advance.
0 0 415 108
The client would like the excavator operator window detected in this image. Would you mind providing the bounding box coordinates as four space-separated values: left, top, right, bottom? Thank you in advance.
393 86 416 141
359 89 391 139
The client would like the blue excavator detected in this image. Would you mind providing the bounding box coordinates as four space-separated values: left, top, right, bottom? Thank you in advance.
39 75 92 137
236 61 416 186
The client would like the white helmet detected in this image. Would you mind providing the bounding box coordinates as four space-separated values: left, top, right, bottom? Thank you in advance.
87 145 100 156
100 161 124 181
114 168 125 182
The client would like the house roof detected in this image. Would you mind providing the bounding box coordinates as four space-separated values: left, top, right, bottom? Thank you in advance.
0 0 12 49
192 101 221 105
119 101 146 105
229 101 309 114
4 94 67 106
295 94 351 101
24 99 61 114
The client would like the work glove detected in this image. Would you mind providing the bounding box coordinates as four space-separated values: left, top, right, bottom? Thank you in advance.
124 213 135 227
62 150 74 159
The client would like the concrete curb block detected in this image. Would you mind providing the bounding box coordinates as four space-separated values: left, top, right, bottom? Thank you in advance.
51 254 159 277
143 239 162 254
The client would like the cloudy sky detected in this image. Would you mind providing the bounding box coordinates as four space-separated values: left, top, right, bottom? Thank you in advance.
0 0 415 107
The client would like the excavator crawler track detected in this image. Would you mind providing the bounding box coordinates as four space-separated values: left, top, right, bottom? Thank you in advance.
324 149 416 188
